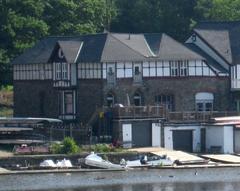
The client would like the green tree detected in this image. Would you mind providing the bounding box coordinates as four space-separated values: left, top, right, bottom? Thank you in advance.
112 0 198 40
195 0 240 21
44 0 117 35
0 0 48 85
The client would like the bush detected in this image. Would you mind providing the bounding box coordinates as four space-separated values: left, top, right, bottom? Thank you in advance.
61 137 79 154
50 142 62 154
50 137 80 154
91 144 113 153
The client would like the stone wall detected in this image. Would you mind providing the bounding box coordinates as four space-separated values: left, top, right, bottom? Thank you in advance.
14 80 59 118
77 79 103 124
104 77 230 111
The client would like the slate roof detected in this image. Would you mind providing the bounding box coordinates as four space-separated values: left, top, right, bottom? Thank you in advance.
193 21 240 65
186 43 228 74
57 40 83 63
12 32 204 65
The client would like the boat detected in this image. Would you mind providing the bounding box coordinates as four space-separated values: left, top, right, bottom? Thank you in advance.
56 159 73 168
84 152 125 169
120 155 175 168
39 160 57 168
40 159 73 168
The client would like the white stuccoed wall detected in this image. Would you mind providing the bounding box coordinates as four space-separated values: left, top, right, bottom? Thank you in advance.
223 125 233 154
152 123 161 147
164 125 201 152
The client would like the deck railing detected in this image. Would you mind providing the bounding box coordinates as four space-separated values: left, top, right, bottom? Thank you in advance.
105 106 239 122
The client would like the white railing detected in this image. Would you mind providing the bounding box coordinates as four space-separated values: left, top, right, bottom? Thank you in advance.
231 79 240 90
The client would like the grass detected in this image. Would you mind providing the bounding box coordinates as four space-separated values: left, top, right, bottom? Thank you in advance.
0 85 13 117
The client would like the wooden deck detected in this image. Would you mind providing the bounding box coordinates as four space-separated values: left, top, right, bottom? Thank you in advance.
129 147 206 164
201 154 240 163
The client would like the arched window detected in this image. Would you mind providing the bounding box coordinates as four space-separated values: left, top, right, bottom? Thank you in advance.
107 93 115 107
133 92 142 106
195 92 214 112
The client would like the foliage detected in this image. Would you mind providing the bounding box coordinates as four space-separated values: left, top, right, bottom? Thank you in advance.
51 137 79 154
61 137 79 154
90 143 124 153
0 107 13 117
50 142 62 154
195 0 240 21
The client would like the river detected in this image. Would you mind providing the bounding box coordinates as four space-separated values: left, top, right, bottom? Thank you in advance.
1 167 240 191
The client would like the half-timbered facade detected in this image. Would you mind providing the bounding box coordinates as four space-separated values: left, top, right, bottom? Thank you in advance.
12 32 232 125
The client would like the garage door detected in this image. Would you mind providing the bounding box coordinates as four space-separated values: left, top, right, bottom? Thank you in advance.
132 122 151 147
173 130 193 152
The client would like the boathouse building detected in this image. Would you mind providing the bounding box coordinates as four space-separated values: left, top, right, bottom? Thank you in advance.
12 21 240 152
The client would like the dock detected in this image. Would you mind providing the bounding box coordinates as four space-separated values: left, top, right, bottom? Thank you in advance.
201 154 240 163
129 147 206 164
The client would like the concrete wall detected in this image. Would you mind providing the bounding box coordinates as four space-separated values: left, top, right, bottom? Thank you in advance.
164 125 201 152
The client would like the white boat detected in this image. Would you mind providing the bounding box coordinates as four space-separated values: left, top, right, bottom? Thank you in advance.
84 152 124 169
56 159 73 168
39 160 57 168
121 155 174 168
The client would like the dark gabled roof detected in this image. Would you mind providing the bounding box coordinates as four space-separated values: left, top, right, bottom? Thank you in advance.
111 33 155 57
194 21 240 65
58 40 83 63
101 33 147 62
12 32 205 65
157 34 204 60
186 43 228 74
12 34 108 64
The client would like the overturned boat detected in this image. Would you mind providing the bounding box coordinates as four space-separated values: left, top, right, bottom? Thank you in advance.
40 159 73 168
40 160 57 168
84 152 125 169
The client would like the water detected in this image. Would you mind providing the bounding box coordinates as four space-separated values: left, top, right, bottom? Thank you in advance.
1 168 240 191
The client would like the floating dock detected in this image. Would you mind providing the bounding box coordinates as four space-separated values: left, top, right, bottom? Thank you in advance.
201 154 240 163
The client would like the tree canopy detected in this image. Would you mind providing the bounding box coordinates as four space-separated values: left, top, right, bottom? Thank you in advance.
1 0 240 85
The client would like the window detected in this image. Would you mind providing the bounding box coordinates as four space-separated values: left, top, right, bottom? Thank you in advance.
155 94 174 111
180 61 188 76
107 94 114 107
195 92 214 112
55 62 68 80
170 61 178 76
134 93 142 106
56 63 62 79
62 63 68 80
64 92 73 114
170 61 188 77
134 66 140 75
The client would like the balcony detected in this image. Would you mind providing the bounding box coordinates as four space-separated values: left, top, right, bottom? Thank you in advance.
105 106 239 122
231 79 240 90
